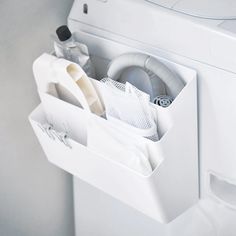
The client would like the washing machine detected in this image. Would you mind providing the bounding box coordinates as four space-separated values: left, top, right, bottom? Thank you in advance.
67 0 236 235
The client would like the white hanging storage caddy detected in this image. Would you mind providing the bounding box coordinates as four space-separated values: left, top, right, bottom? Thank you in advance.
29 34 198 223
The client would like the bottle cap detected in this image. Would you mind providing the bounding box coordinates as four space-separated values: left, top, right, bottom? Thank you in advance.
56 25 72 41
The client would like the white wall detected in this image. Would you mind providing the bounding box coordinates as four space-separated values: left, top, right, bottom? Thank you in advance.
0 1 74 235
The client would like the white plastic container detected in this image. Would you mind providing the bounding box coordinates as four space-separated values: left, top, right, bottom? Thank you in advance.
54 25 96 78
29 52 198 223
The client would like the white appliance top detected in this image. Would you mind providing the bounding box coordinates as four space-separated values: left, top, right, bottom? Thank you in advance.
147 0 236 19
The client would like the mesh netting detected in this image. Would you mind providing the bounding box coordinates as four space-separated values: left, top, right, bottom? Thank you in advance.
101 78 158 141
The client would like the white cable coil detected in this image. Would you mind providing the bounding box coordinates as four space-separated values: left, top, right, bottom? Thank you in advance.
107 53 185 98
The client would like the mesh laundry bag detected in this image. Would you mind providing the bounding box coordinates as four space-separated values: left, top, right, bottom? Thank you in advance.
101 78 158 141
